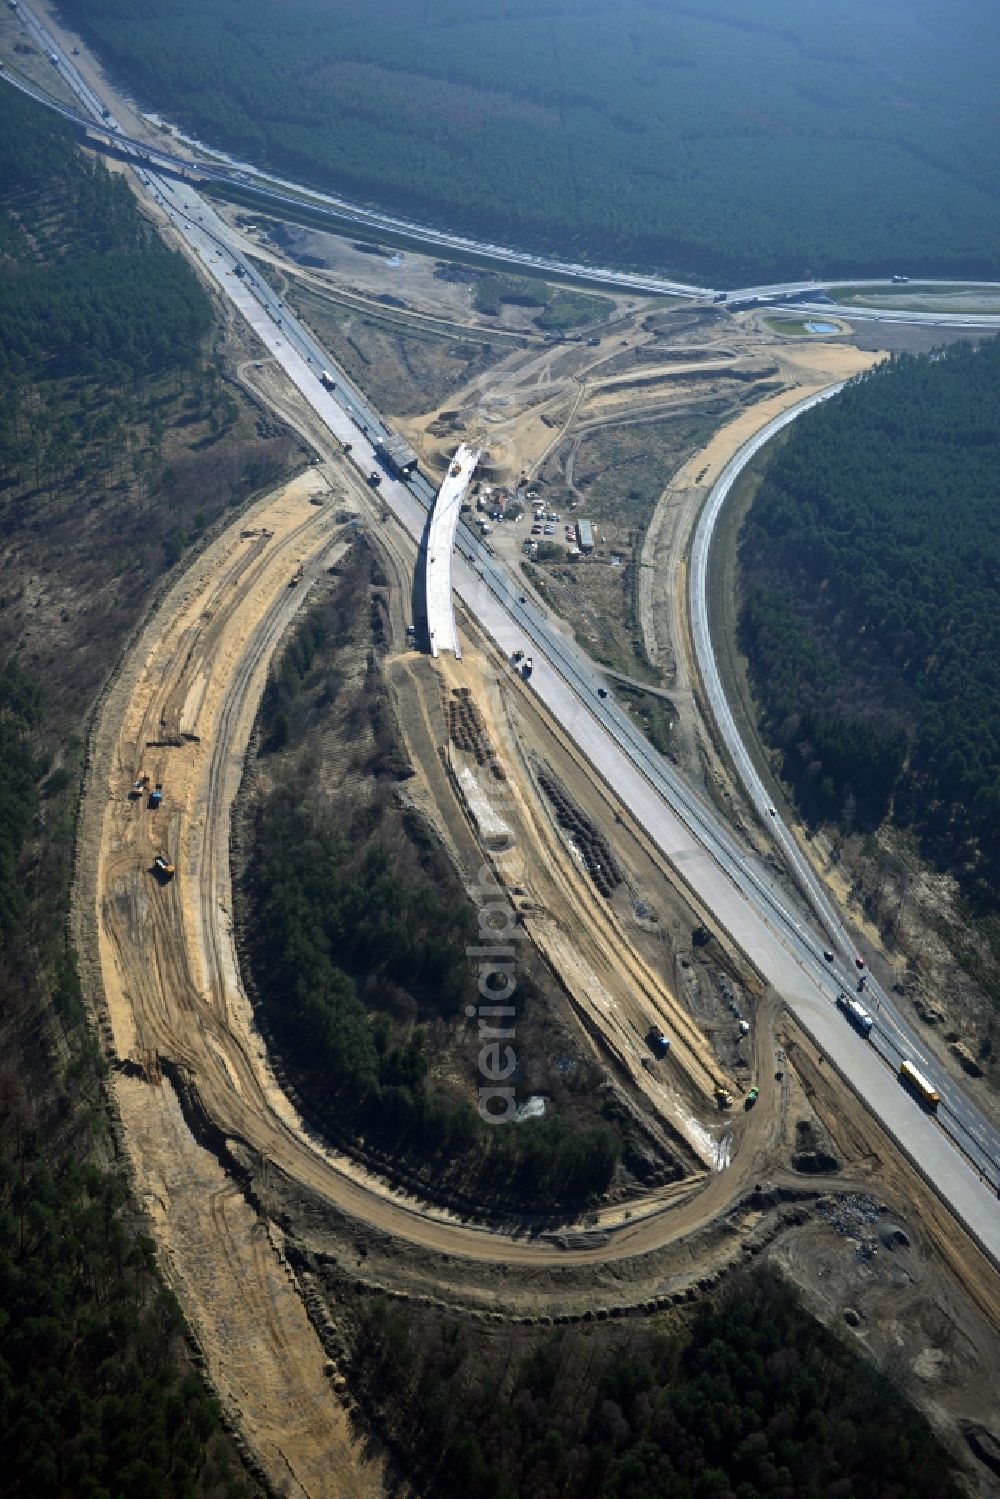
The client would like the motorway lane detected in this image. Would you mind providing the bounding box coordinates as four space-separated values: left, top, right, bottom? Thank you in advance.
153 172 1000 1232
187 214 1000 1250
7 17 1000 323
9 15 1000 1253
689 389 1000 1188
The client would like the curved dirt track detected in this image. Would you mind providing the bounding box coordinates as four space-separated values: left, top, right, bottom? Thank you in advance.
77 439 1000 1491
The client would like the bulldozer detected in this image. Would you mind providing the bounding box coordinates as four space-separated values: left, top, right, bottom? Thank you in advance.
153 855 175 881
714 1084 733 1110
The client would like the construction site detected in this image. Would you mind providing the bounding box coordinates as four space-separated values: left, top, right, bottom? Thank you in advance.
47 98 998 1499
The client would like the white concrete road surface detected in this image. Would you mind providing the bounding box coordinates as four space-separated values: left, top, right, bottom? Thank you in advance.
8 12 1000 1261
104 166 1000 1268
425 442 480 659
689 389 1000 1188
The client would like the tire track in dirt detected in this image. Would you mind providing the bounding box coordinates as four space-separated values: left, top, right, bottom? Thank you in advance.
81 418 1000 1496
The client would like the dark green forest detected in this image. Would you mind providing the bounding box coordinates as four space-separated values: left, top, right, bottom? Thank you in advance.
243 563 625 1208
0 672 256 1499
0 86 259 1498
738 336 1000 911
57 0 1000 283
0 81 294 727
0 85 211 383
350 1269 960 1499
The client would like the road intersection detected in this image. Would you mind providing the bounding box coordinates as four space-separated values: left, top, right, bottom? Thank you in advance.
7 10 999 1263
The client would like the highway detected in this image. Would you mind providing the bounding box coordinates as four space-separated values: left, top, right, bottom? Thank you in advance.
6 16 1000 1260
4 41 1000 321
137 169 1000 1258
689 390 1000 1188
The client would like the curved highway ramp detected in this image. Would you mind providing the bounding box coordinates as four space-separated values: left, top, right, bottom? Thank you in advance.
425 443 481 658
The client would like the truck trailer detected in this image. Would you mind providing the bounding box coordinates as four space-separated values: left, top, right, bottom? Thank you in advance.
899 1058 939 1109
836 992 873 1037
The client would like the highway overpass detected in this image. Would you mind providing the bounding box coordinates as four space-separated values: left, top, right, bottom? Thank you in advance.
425 443 480 659
8 9 1000 1263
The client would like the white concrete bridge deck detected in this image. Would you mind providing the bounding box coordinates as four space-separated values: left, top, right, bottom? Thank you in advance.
425 443 481 658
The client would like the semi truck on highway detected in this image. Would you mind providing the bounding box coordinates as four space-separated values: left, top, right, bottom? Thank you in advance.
899 1058 940 1110
319 370 335 390
837 992 873 1037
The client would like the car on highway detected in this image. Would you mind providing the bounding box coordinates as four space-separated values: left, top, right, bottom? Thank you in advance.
855 955 866 970
823 949 834 963
767 805 776 816
597 687 608 699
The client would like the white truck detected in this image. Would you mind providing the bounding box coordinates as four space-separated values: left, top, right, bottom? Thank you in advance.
837 992 873 1037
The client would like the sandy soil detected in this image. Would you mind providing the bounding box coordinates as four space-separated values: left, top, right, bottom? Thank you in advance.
82 468 386 1497
66 328 1000 1499
33 56 993 1476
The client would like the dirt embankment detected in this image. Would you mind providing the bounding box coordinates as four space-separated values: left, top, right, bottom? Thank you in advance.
72 386 1000 1499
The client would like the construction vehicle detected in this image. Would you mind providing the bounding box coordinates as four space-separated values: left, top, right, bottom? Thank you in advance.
153 855 175 881
899 1058 939 1109
319 370 335 390
149 784 163 810
511 649 524 664
289 567 304 587
714 1085 733 1109
521 657 533 679
130 773 150 799
646 1027 670 1058
745 1086 759 1110
368 471 382 488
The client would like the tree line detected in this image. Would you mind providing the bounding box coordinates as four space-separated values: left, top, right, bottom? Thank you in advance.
0 85 261 1498
57 0 1000 283
739 336 1000 913
242 568 624 1208
0 82 293 726
350 1268 960 1499
0 669 258 1498
0 84 211 385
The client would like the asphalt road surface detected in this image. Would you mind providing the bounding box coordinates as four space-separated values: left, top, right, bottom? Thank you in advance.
145 173 1000 1259
5 38 1000 320
8 13 1000 1262
689 390 1000 1189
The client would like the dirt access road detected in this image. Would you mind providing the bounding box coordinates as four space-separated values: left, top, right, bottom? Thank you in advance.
79 470 383 1499
74 394 1000 1494
79 451 1000 1465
